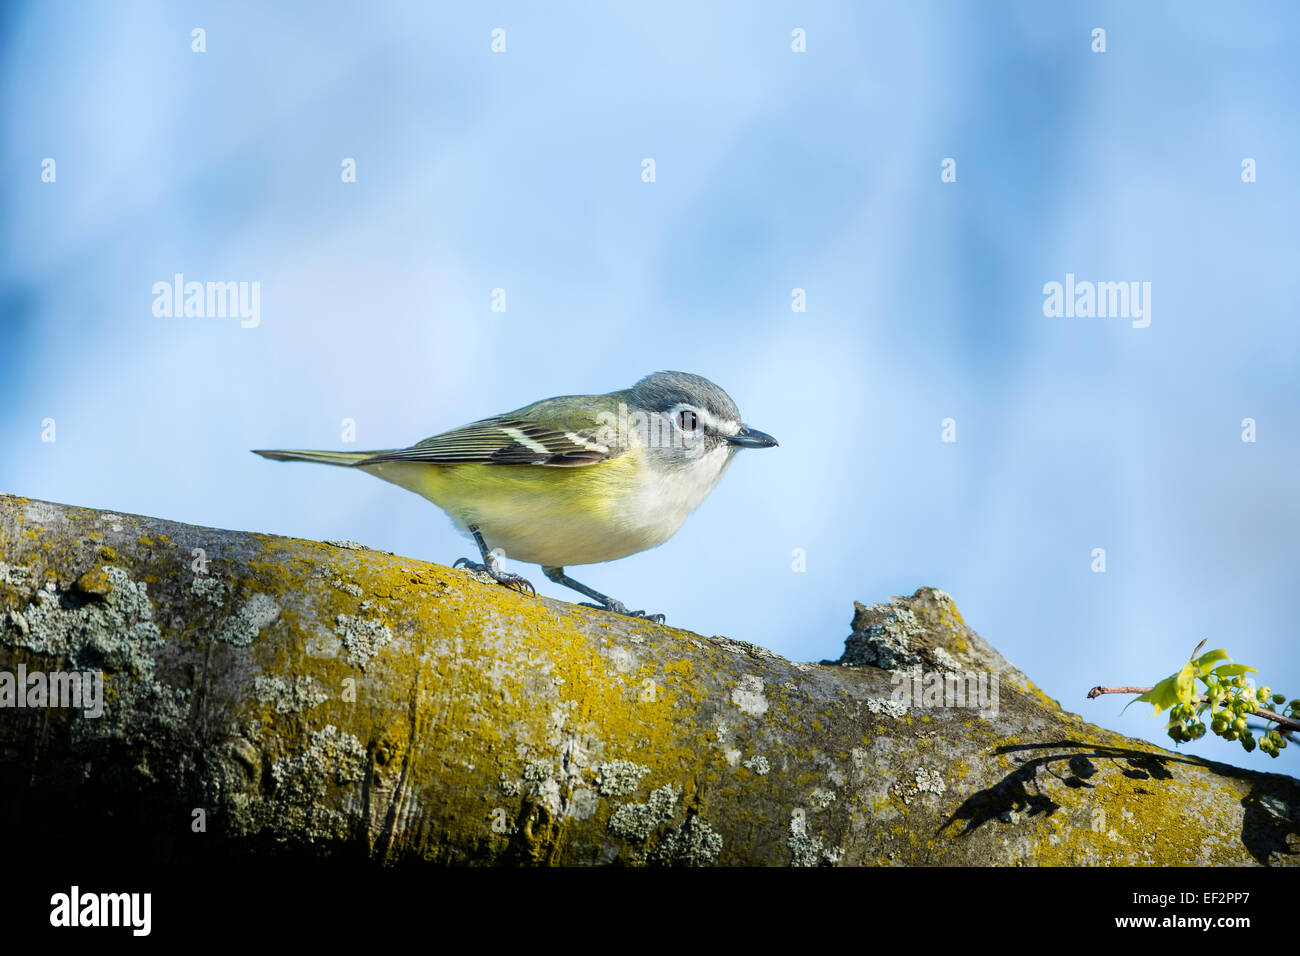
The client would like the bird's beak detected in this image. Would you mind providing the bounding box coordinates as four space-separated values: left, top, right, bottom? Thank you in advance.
725 425 778 449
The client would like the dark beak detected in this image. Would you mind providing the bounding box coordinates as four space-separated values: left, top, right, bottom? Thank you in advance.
726 425 778 449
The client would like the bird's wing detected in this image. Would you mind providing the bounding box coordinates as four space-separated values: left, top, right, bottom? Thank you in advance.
358 401 621 468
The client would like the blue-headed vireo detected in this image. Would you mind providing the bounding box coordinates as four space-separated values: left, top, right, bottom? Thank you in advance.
253 371 776 622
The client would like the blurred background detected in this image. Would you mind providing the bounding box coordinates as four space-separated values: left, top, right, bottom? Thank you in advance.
2 1 1296 770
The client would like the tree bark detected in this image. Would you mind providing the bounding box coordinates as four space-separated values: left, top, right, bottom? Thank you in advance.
1 494 1295 866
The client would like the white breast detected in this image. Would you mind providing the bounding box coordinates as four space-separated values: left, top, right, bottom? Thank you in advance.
619 445 737 548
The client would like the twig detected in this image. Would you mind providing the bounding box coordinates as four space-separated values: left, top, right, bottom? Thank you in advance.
1087 685 1151 698
1087 685 1300 735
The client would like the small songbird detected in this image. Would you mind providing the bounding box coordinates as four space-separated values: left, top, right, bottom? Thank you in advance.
253 371 777 622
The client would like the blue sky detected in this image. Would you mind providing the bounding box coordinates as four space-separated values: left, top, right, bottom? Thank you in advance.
2 1 1297 771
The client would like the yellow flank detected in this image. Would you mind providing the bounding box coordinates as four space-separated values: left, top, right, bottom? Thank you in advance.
360 446 672 567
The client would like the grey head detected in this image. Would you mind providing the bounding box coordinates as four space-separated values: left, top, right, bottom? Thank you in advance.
624 371 778 460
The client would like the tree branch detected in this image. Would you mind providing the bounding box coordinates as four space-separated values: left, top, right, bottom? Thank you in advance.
2 494 1297 866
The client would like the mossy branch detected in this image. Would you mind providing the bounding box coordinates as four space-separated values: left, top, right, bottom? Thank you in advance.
1 494 1297 866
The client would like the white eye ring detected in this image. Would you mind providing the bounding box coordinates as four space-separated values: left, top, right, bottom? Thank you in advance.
676 409 699 432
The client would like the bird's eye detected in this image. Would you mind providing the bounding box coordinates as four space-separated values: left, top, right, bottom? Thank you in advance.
677 409 698 432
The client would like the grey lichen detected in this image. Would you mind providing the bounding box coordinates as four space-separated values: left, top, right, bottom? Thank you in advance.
0 561 31 586
5 609 28 637
263 724 367 842
596 760 650 796
743 754 771 776
914 767 946 795
510 758 564 814
6 566 161 668
216 592 280 646
325 540 366 550
536 778 563 816
651 816 723 865
334 613 393 669
839 599 924 669
895 767 947 806
788 820 843 867
0 564 189 734
253 675 328 714
930 646 962 673
608 784 681 842
330 577 363 597
271 724 366 789
522 759 552 783
190 574 227 607
810 787 837 809
864 696 908 719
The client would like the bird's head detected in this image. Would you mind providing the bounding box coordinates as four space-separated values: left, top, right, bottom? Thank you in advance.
626 371 778 479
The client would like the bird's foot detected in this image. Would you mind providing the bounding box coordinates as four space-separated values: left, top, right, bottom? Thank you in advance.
579 600 665 624
453 557 536 595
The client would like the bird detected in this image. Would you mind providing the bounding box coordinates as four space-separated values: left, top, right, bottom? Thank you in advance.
253 371 777 622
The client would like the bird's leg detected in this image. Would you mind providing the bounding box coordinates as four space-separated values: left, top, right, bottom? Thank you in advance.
541 566 665 624
453 527 535 595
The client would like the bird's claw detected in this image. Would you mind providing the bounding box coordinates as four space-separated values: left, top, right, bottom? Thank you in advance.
453 558 535 595
580 600 665 624
498 573 536 595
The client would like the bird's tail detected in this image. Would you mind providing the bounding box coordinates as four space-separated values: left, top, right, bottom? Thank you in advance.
251 448 392 467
